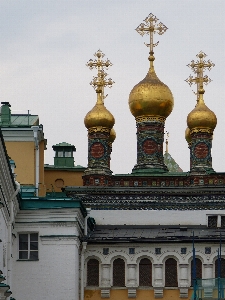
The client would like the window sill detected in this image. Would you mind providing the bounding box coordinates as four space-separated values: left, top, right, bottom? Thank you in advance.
17 259 39 261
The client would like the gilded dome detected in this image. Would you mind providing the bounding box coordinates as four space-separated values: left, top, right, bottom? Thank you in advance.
84 93 115 129
185 127 191 144
187 95 217 132
109 128 116 143
129 67 174 118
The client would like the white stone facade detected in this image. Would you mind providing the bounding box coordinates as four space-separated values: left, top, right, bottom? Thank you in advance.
84 242 224 298
11 208 83 300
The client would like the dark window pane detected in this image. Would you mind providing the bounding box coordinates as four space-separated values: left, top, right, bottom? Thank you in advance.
19 241 28 250
208 216 217 228
215 258 225 278
165 258 178 287
87 259 99 286
30 233 38 241
19 234 28 243
30 242 38 251
139 258 152 286
191 258 202 286
221 217 225 228
19 251 28 259
113 258 125 287
29 251 38 260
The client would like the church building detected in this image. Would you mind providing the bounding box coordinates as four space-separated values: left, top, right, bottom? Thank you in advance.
0 12 224 300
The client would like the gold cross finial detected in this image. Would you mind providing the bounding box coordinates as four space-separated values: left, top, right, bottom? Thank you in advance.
86 50 114 100
136 13 168 67
185 51 215 103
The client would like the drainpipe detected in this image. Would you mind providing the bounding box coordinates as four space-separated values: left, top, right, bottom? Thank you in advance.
7 181 20 289
32 126 39 197
80 242 87 300
84 208 91 236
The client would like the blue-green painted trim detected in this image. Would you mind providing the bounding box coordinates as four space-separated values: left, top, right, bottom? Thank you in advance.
20 198 87 217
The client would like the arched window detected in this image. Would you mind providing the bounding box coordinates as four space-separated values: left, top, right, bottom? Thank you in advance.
191 258 202 286
139 258 152 286
113 258 125 286
165 258 178 287
87 259 99 286
215 258 225 278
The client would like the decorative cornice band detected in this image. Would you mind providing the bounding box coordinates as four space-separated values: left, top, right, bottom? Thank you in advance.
88 126 110 134
135 115 165 123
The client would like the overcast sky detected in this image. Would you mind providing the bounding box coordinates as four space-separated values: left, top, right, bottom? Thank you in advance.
0 0 225 174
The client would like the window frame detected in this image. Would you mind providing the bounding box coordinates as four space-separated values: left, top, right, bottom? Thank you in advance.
18 232 39 261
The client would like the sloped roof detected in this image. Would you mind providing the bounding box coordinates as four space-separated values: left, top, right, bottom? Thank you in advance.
2 114 39 126
164 152 183 173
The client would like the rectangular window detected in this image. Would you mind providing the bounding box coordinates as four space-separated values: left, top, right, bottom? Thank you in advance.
208 216 217 228
19 233 38 260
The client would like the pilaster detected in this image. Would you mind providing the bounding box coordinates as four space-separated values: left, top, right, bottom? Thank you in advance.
179 264 189 298
100 263 111 298
153 263 163 298
202 264 214 298
127 264 137 298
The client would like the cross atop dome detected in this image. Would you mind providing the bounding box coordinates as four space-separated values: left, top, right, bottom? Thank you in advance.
135 13 168 65
86 50 114 101
185 51 215 103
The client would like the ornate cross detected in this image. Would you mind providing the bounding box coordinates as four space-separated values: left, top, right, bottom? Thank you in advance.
185 51 215 101
135 13 168 61
86 50 114 99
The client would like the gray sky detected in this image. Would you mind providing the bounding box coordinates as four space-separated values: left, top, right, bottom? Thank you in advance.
0 0 225 174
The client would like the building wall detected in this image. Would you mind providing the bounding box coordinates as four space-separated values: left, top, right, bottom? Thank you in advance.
5 141 35 185
12 208 84 300
84 288 193 300
84 243 221 299
91 209 223 226
39 140 45 196
44 169 84 192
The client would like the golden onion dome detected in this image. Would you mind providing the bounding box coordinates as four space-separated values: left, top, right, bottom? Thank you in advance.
129 66 174 118
109 128 116 143
84 92 115 129
185 127 192 144
187 94 217 132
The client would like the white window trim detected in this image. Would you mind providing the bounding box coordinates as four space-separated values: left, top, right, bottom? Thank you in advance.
18 232 39 261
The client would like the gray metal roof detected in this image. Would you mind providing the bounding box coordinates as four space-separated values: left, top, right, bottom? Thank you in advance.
85 225 225 244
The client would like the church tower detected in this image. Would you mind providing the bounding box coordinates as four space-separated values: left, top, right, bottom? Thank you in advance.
128 14 174 174
186 51 217 174
83 50 115 184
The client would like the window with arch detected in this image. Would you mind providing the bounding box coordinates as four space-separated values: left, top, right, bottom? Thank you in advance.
87 258 99 286
113 258 125 287
191 258 202 286
139 258 152 286
165 258 178 287
215 258 225 278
